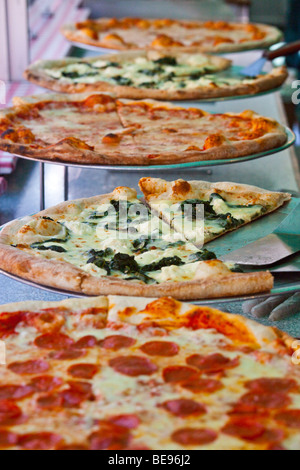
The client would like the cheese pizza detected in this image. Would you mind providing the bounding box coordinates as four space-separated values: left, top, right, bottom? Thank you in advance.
0 294 299 450
0 93 288 166
24 51 288 101
0 186 274 299
61 18 282 54
139 178 291 244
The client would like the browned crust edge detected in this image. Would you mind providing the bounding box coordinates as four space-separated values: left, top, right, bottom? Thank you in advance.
138 177 292 244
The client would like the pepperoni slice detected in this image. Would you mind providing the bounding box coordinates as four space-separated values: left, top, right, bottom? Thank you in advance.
163 366 198 384
222 417 266 440
18 432 63 450
75 336 97 349
275 410 300 429
8 360 49 375
37 394 62 409
67 363 99 380
250 429 285 445
109 356 158 377
68 381 93 398
108 414 140 429
0 400 22 425
239 392 291 410
140 341 179 357
245 378 297 394
181 378 223 394
172 428 218 446
0 430 18 448
99 335 136 351
0 385 34 401
49 349 85 361
30 376 63 392
35 333 74 350
160 399 206 417
186 354 239 373
89 427 130 451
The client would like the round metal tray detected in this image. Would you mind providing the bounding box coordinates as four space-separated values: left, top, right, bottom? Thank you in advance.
0 268 299 305
12 127 295 172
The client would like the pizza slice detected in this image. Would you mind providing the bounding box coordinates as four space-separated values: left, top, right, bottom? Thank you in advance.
116 100 288 164
0 187 273 299
139 177 291 244
0 93 140 164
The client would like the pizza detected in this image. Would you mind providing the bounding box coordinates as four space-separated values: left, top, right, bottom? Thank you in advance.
24 50 288 101
139 178 291 245
0 186 275 299
0 93 288 166
0 293 299 450
61 18 282 54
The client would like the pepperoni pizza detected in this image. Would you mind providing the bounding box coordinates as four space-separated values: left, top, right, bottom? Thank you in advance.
0 295 299 450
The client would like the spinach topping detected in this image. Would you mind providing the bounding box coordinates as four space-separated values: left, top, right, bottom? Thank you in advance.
132 237 152 253
87 249 187 282
189 72 203 80
189 250 217 262
112 76 133 86
139 67 164 76
41 217 55 222
154 57 177 66
181 194 247 230
105 61 120 68
62 69 98 79
230 266 244 273
132 237 185 254
88 210 109 220
87 248 114 273
141 256 184 273
110 253 139 274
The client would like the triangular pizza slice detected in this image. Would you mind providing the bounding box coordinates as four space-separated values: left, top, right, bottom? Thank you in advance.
139 177 291 245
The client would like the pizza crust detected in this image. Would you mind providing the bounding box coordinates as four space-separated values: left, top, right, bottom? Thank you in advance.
24 52 287 101
0 189 274 300
0 94 288 166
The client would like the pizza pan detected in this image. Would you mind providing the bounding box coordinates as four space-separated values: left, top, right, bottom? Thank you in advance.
10 127 295 172
1 198 299 304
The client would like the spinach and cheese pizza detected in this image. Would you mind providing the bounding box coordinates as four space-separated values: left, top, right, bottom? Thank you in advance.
24 50 288 101
0 93 288 166
61 18 282 54
0 183 285 299
139 178 291 245
0 294 299 450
